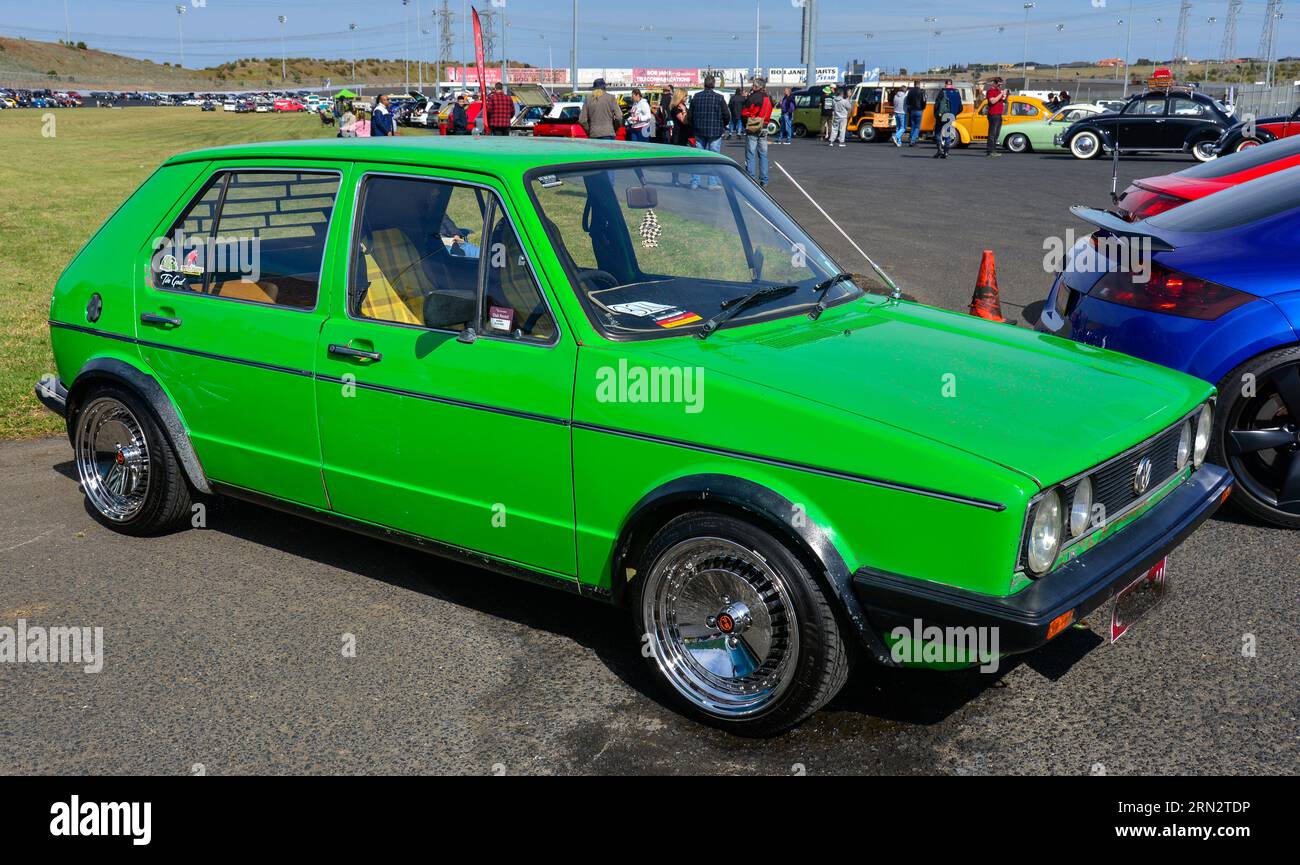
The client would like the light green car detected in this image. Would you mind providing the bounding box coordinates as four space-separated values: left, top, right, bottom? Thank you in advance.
1001 103 1107 154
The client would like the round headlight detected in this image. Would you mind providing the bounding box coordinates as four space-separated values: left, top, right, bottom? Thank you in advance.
1027 488 1064 576
1194 404 1213 468
1177 420 1193 469
1069 477 1093 538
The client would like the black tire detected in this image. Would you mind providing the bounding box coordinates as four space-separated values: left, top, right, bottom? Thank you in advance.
1005 132 1030 153
792 123 808 139
632 511 851 736
1069 130 1102 159
1235 138 1263 153
1190 138 1218 163
72 385 193 536
857 124 878 143
1212 346 1300 529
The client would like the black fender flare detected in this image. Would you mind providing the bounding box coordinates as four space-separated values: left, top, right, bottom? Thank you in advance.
612 473 894 665
66 358 212 494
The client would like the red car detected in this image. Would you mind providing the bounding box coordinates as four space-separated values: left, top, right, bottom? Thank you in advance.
1116 133 1300 220
272 99 306 112
532 105 628 140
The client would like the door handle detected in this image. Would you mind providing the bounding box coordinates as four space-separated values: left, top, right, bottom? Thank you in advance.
140 312 182 327
328 343 382 362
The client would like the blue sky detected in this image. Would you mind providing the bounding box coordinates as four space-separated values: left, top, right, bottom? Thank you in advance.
3 0 1293 72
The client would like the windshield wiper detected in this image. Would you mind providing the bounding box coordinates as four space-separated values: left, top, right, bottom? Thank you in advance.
806 273 856 320
697 285 798 340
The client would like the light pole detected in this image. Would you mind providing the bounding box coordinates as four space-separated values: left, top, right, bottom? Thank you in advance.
416 0 423 93
64 0 71 44
755 0 761 76
932 30 942 74
277 15 287 82
349 23 357 85
924 17 937 74
1204 16 1217 83
1122 0 1135 97
1154 17 1163 66
500 0 507 87
1266 11 1283 88
1022 2 1035 89
571 0 578 93
402 0 410 93
175 5 186 69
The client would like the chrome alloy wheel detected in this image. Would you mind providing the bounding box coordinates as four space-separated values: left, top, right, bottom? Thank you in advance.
75 396 151 522
641 537 799 719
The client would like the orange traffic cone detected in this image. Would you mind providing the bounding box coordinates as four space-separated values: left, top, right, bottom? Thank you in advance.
969 249 1006 323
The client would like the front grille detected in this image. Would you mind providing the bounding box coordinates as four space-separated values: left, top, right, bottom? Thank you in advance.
1018 419 1189 573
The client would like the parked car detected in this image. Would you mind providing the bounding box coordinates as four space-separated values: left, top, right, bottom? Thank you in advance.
952 95 1052 148
37 138 1229 734
1114 134 1300 220
1057 88 1232 162
530 103 629 140
200 100 218 112
998 103 1108 153
1038 166 1300 527
273 99 307 112
507 83 555 135
1214 105 1300 155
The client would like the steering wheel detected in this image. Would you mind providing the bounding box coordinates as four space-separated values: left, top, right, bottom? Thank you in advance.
575 269 619 292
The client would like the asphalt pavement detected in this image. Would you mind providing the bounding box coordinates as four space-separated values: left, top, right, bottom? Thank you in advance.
2 136 1297 775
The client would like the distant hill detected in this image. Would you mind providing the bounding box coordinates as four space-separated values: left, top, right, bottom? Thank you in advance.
0 35 495 90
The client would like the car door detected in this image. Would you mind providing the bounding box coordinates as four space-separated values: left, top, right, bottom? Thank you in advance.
315 166 578 578
135 161 345 508
1118 95 1169 150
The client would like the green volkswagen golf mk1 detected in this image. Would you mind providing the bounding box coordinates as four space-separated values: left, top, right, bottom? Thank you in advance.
38 138 1230 735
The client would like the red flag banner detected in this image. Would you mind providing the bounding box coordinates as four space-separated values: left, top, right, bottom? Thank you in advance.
472 7 487 98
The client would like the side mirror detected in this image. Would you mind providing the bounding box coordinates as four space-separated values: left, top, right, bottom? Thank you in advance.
423 291 476 331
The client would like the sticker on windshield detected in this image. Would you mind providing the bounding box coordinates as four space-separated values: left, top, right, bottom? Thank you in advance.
488 305 515 332
609 301 676 317
654 310 703 328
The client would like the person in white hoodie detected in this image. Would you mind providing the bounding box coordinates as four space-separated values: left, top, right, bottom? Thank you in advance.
828 88 853 147
890 87 908 147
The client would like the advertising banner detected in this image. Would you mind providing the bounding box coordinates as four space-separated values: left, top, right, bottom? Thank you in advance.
631 68 699 87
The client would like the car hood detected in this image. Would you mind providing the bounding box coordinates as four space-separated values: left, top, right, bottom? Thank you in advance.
643 297 1209 488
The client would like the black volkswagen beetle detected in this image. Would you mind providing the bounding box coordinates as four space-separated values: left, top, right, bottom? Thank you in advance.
1057 89 1233 163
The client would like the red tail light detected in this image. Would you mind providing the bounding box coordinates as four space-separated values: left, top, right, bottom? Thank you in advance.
1092 260 1255 320
1118 187 1189 221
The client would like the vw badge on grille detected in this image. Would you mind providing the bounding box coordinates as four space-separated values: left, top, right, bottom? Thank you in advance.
1133 457 1153 495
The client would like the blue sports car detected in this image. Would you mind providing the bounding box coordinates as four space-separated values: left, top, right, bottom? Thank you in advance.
1040 166 1300 528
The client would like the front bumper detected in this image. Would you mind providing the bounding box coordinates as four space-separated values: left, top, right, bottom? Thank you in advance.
1053 132 1064 146
852 464 1232 657
34 377 68 418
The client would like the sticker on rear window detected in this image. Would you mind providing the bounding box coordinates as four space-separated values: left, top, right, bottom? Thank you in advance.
488 305 515 332
537 175 563 188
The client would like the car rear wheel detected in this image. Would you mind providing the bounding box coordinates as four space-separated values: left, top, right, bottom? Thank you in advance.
633 512 851 736
857 125 878 143
73 386 192 536
1190 139 1218 162
1070 130 1102 159
1005 133 1030 153
1213 347 1300 529
1235 138 1263 152
792 123 808 139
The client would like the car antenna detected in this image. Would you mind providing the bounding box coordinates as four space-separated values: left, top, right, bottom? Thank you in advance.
1110 114 1122 205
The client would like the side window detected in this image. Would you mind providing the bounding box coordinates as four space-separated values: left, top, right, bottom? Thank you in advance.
351 175 487 329
1011 102 1039 117
1126 97 1167 116
1170 98 1206 117
152 170 338 309
481 203 557 342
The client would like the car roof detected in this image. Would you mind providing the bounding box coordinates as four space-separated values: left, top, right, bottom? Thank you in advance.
163 137 727 173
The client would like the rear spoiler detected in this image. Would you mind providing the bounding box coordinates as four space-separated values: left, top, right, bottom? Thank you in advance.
1069 205 1178 251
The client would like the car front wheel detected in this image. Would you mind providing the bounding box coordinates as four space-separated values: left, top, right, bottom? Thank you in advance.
1005 132 1030 153
1213 348 1300 529
1235 138 1263 152
73 386 192 535
1070 130 1102 159
633 512 851 736
857 124 878 143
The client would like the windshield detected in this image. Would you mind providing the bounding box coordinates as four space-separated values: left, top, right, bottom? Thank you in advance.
529 162 865 339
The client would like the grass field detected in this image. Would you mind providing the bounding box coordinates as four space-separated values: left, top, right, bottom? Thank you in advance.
0 106 429 439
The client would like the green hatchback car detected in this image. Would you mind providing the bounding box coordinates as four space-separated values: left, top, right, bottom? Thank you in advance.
39 138 1230 734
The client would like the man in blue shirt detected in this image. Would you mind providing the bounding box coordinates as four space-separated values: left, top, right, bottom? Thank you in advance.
371 94 396 137
932 79 963 159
